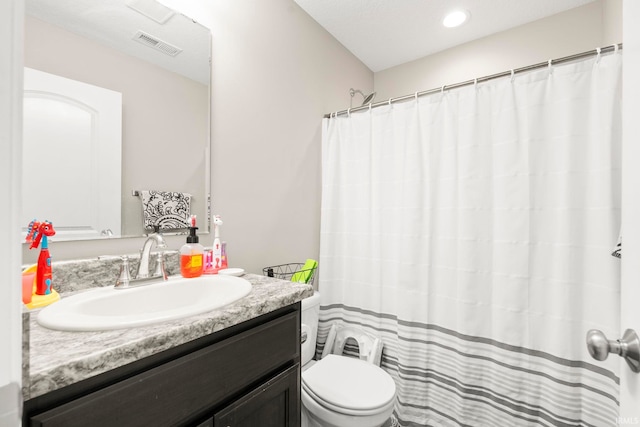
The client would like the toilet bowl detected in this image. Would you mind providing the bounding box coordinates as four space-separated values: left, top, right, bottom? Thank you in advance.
301 293 396 427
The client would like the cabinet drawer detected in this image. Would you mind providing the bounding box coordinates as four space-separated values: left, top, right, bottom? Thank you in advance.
214 364 300 427
30 311 300 427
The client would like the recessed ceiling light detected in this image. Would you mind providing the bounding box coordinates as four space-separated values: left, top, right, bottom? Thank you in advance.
442 9 469 28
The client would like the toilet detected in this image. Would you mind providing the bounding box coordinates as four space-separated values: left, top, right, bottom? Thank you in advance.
301 292 397 427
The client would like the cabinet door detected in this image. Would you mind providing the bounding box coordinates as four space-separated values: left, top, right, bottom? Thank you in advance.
214 365 300 427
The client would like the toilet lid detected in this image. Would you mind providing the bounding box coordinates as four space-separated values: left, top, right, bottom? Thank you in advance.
302 354 396 413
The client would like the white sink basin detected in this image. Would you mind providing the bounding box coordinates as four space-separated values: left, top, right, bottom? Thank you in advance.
37 275 252 331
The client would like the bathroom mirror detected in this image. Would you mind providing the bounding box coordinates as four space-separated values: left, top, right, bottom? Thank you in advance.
23 0 211 241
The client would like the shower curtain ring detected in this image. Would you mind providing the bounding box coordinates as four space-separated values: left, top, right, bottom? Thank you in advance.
596 47 601 64
510 69 515 83
474 78 478 90
613 44 619 53
548 59 553 75
347 108 351 117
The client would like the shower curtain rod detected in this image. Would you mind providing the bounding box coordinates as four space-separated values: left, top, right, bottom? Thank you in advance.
324 43 623 119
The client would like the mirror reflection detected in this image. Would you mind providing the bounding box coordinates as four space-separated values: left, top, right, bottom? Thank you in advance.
23 0 211 241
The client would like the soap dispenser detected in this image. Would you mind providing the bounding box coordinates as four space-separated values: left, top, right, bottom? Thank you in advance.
180 215 204 278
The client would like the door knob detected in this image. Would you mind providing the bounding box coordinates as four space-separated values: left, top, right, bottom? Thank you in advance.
586 329 640 373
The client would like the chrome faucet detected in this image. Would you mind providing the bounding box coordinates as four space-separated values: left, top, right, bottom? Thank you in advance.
136 232 167 279
112 232 168 289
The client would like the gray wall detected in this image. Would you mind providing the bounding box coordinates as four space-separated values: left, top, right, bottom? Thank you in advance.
375 0 622 100
167 0 374 274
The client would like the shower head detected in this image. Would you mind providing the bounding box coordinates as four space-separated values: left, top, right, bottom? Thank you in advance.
363 91 376 104
350 88 376 108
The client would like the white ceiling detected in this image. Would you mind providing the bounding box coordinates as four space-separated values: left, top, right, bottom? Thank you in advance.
26 0 210 84
293 0 596 72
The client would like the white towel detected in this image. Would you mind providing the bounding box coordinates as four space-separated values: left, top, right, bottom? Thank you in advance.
139 190 192 230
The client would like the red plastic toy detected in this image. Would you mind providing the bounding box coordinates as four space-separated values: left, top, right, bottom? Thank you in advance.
26 219 56 295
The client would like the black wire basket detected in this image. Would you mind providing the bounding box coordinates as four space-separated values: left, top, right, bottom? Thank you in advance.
263 262 317 285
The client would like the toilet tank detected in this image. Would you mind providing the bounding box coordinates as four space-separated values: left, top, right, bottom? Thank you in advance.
301 291 321 365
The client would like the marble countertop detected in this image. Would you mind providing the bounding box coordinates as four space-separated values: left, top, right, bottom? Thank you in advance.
24 273 313 400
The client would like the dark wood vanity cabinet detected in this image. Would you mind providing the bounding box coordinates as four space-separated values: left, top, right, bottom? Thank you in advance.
24 304 301 427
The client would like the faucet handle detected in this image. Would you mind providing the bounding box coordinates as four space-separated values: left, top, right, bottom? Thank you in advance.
153 252 168 281
115 256 132 288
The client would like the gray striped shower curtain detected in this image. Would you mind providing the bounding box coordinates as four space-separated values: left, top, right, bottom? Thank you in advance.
319 52 622 426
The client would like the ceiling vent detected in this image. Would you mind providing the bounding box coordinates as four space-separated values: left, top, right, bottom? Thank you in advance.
133 31 182 57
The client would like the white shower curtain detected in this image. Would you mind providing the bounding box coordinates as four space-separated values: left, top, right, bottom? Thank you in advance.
319 52 622 426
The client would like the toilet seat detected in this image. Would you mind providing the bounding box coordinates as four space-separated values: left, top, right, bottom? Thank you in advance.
302 354 396 416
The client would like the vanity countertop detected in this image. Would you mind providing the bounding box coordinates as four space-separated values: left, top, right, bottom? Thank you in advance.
24 273 313 400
